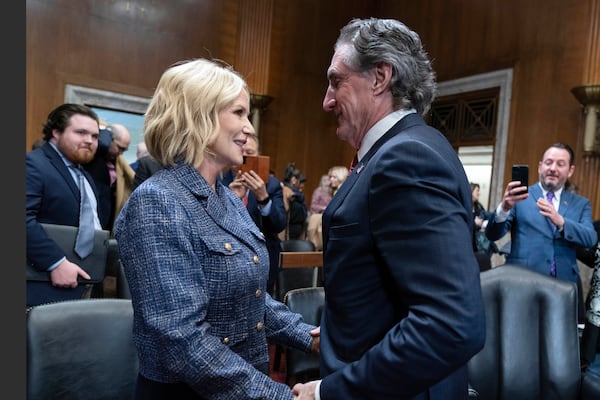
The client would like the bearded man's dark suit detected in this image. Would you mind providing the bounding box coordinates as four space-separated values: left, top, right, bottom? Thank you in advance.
83 129 113 230
26 142 102 306
319 113 486 399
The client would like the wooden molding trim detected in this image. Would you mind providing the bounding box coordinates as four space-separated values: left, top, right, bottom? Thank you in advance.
279 251 323 269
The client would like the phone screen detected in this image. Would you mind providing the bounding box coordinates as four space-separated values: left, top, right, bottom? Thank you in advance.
511 164 529 193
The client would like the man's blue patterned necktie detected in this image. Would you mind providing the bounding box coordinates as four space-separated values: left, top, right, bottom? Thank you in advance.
547 191 556 277
72 165 95 258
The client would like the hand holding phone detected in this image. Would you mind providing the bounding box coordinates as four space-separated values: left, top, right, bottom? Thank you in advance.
238 155 270 182
511 164 529 194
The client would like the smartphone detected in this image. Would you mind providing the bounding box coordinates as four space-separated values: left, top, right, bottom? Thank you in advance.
511 164 529 194
239 155 270 182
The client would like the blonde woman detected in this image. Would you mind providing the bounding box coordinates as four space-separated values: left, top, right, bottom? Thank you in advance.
114 59 318 399
328 165 349 196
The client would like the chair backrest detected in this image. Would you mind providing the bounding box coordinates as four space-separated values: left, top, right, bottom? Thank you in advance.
283 287 324 384
280 239 316 252
468 264 581 400
117 260 132 299
276 240 320 302
27 299 138 400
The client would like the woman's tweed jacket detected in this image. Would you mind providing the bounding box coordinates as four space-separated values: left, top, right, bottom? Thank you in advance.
115 162 315 399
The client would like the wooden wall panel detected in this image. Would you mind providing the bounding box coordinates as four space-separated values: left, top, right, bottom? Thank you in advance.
26 0 600 217
26 0 227 145
259 0 376 185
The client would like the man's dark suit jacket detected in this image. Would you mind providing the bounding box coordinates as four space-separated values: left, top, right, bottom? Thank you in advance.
83 129 114 230
132 155 162 190
319 113 486 399
26 142 102 306
221 170 287 295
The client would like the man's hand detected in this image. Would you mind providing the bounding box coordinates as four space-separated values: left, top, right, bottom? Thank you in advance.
50 258 91 288
228 170 248 200
310 326 320 353
240 170 268 201
501 181 529 212
537 196 564 228
292 380 319 399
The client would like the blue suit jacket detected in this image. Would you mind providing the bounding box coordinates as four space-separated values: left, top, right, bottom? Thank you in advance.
114 162 313 399
319 114 486 399
26 142 102 306
486 183 597 283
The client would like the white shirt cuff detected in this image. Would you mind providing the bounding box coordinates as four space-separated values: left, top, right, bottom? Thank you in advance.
314 380 322 400
495 204 509 222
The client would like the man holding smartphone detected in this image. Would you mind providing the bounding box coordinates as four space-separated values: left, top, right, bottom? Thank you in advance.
486 143 597 321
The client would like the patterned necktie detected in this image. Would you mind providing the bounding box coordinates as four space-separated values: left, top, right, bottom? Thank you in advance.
349 154 358 173
546 191 556 277
546 191 555 207
72 165 95 259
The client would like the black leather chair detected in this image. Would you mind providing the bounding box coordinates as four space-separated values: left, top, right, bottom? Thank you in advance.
91 237 120 298
116 260 132 299
582 371 600 400
474 249 491 271
273 239 320 371
276 239 319 302
283 287 324 385
467 264 581 400
27 299 138 400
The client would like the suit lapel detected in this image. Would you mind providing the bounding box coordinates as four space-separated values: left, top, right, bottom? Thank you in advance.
558 189 572 216
43 144 80 200
323 114 426 246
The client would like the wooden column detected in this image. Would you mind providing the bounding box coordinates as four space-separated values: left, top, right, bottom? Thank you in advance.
234 0 274 136
573 0 600 219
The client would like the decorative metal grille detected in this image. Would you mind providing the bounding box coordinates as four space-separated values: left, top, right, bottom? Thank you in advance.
428 87 499 147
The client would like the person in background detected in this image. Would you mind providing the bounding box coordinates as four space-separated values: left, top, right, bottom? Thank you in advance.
84 123 134 232
327 165 349 196
310 174 332 214
486 143 597 322
471 182 497 256
307 166 349 251
114 58 319 399
281 163 308 240
293 18 485 399
222 133 287 296
130 141 149 171
31 138 45 150
307 174 332 250
132 154 162 190
26 103 102 306
580 221 600 379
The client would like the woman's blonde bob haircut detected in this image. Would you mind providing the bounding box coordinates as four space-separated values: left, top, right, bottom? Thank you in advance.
143 58 249 169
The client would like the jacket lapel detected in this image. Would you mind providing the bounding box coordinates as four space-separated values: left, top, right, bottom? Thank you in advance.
323 114 426 245
43 144 80 200
173 163 263 248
